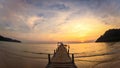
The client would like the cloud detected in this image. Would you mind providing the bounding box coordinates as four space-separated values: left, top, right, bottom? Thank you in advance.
0 0 120 42
0 4 3 9
49 3 69 10
26 16 44 28
0 0 47 32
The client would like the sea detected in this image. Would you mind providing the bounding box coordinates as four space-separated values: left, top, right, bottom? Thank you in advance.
0 41 120 68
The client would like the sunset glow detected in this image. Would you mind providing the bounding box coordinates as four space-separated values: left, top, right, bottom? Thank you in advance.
0 0 119 43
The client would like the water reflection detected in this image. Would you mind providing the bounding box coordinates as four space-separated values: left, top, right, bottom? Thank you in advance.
69 42 120 68
94 42 120 68
0 42 120 68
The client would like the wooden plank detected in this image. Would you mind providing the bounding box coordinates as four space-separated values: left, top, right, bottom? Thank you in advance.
46 43 77 68
51 45 71 63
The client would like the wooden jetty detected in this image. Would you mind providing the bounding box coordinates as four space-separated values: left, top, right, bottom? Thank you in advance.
46 42 77 68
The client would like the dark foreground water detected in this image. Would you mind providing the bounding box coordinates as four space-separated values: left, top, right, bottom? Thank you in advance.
0 41 120 68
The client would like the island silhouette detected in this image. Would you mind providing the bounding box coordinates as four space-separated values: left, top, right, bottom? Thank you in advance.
96 29 120 42
0 35 21 43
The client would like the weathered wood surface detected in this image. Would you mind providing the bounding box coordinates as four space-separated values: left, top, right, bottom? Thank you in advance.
46 45 77 68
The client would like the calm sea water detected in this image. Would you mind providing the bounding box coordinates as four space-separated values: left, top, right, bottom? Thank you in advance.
0 41 120 68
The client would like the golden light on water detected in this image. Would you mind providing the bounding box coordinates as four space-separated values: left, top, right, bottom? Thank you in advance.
70 43 113 68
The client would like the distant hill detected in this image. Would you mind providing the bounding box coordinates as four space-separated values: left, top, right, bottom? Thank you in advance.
0 35 21 43
96 29 120 42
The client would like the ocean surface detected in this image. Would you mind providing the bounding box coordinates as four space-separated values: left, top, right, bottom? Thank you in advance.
0 41 120 68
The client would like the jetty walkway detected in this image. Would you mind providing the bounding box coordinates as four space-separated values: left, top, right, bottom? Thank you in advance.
46 42 77 68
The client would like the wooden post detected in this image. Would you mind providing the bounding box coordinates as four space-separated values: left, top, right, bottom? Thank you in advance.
54 50 56 54
48 54 51 64
68 49 69 54
72 54 74 63
68 45 70 54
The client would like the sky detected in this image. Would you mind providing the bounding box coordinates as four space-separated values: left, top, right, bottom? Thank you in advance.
0 0 120 43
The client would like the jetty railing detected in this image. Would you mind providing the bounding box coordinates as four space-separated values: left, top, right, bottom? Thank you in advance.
46 42 77 68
